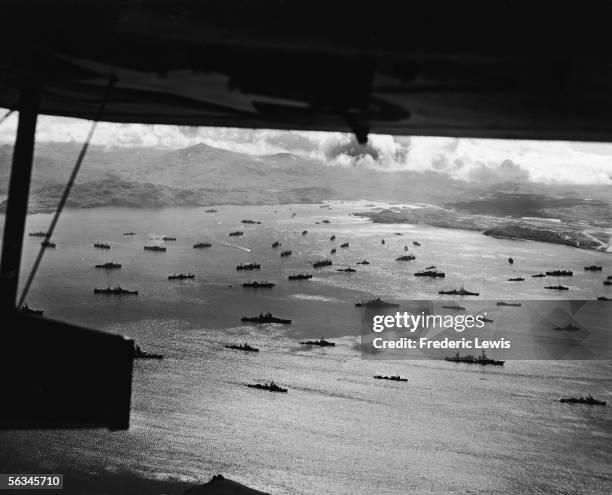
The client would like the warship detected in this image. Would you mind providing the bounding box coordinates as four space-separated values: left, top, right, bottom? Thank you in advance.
425 265 436 269
532 273 546 278
337 267 356 272
236 263 261 271
205 209 218 213
144 245 166 252
604 280 612 286
168 273 195 280
330 235 336 241
559 396 606 406
438 287 478 296
374 375 407 382
288 273 313 280
584 265 602 271
299 338 335 347
445 351 504 366
553 323 580 331
355 297 399 308
280 250 292 257
246 382 287 393
482 317 494 323
381 239 385 245
18 304 43 316
330 248 336 254
41 241 56 248
133 345 164 360
272 241 281 248
94 242 110 249
546 269 573 276
302 230 308 235
225 342 259 352
94 286 138 295
241 312 292 324
162 236 176 241
313 259 333 268
242 281 275 288
193 242 212 248
441 305 465 310
598 296 610 301
508 257 514 264
415 269 445 278
340 242 349 248
357 260 370 265
241 219 261 224
608 276 612 280
497 301 521 307
94 262 121 269
122 232 135 236
413 241 421 246
396 255 416 261
545 285 569 290
508 277 525 281
321 219 330 224
29 231 48 237
228 231 243 236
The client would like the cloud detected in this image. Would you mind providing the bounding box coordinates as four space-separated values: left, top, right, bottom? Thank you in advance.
1 109 612 184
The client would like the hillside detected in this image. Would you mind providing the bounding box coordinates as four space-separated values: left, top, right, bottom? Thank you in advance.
0 142 471 212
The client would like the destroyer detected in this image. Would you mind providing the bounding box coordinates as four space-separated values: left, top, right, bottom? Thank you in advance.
225 342 259 352
553 323 579 331
94 242 110 249
497 301 521 307
241 312 292 324
95 262 121 269
94 286 138 295
162 236 176 241
313 259 332 268
559 395 606 406
193 242 212 248
288 273 313 280
357 260 370 265
300 338 335 347
532 273 546 278
441 305 465 310
168 273 195 280
508 277 524 281
439 287 478 296
144 245 166 252
374 375 407 382
236 263 261 271
280 250 292 257
247 382 287 393
355 297 399 308
28 231 48 237
41 241 55 248
545 285 569 290
133 345 163 359
584 265 602 271
242 281 275 288
228 231 243 237
445 351 504 366
340 242 349 248
415 269 445 278
396 255 416 261
337 267 356 272
546 269 573 276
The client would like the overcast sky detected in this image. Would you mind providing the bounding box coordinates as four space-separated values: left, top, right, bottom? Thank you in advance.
1 110 612 185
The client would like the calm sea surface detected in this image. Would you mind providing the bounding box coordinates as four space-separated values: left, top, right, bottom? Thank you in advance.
1 202 611 494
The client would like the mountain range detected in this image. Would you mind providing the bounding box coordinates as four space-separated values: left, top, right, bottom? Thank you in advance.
0 142 610 216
